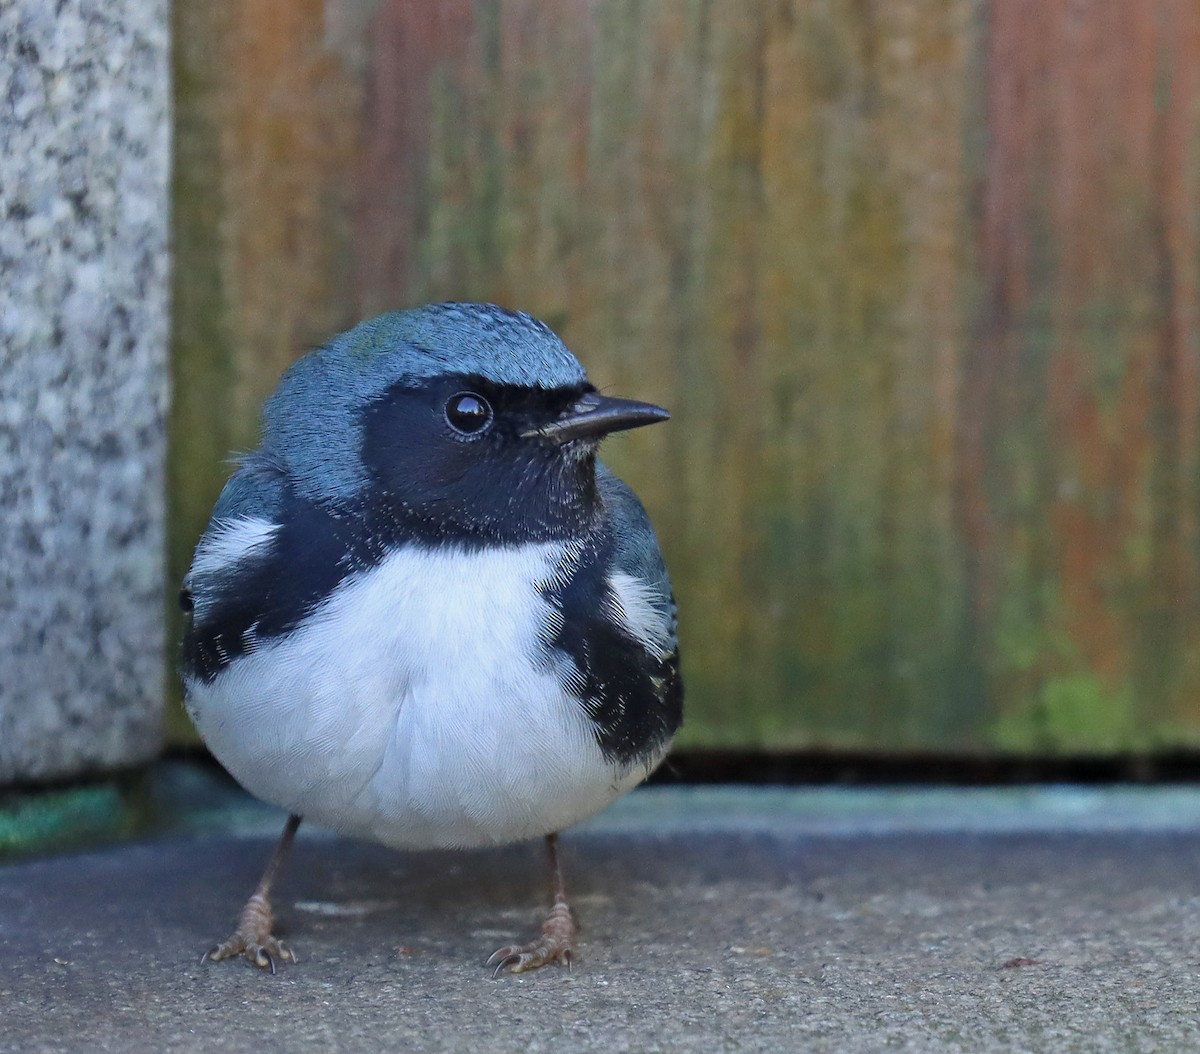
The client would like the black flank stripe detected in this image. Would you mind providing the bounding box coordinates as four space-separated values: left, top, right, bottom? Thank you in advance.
544 530 683 767
182 492 365 683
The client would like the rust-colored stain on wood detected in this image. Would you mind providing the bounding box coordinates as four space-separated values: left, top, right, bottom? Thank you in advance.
968 0 1200 750
172 0 1200 753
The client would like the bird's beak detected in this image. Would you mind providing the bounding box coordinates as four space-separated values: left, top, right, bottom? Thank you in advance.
523 392 671 441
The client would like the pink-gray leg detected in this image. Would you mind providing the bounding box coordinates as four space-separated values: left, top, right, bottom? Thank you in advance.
203 813 301 973
487 832 577 976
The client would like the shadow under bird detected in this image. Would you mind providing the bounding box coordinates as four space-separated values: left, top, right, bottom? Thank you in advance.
180 303 682 973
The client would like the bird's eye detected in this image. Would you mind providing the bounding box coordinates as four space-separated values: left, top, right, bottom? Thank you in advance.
445 392 493 435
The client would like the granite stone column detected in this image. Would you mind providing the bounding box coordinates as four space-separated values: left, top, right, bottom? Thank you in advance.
0 2 169 781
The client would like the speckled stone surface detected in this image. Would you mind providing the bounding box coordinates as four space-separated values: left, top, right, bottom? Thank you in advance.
0 1 169 781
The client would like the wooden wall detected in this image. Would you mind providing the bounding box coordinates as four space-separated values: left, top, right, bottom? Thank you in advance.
171 0 1200 754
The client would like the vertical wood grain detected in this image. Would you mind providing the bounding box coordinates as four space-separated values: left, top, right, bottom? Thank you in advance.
966 0 1200 751
172 0 1200 753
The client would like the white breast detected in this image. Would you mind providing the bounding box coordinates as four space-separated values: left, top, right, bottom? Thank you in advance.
185 541 660 849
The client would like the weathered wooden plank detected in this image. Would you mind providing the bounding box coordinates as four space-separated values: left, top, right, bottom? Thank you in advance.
171 0 1200 754
966 0 1200 751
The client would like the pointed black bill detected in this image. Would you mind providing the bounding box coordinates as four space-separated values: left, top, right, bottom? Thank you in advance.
523 392 670 441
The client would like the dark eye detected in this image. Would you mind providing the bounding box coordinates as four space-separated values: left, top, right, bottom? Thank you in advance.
445 392 492 435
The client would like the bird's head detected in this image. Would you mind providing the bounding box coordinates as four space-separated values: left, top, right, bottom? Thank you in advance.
259 303 669 543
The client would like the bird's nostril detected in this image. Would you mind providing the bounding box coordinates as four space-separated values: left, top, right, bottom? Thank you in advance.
572 392 602 415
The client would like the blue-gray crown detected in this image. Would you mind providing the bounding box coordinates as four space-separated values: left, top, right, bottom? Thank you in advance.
258 303 588 501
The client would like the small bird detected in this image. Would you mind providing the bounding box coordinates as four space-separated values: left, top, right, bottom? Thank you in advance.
181 302 682 974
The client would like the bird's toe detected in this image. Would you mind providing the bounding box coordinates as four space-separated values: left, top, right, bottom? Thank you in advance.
487 898 576 976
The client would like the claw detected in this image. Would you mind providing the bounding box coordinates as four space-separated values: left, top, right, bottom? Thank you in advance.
203 930 297 972
487 941 572 976
491 954 518 979
486 946 519 978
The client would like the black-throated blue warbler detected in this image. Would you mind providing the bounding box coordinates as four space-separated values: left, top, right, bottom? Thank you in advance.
181 302 681 974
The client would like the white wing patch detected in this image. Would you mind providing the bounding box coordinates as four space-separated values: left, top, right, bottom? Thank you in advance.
607 572 673 655
190 516 280 577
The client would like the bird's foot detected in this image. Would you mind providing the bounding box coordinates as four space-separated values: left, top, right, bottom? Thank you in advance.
202 892 297 973
487 894 576 976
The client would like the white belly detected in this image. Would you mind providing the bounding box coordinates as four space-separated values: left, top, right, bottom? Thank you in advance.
185 541 659 849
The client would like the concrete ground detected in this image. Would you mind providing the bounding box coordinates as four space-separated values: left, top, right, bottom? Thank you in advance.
4 767 1200 1052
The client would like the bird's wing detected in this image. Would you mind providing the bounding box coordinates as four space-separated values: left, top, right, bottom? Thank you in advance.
211 452 288 520
183 452 287 603
180 452 296 685
596 463 678 658
567 462 682 764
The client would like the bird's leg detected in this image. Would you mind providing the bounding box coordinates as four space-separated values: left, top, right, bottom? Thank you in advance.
487 832 577 975
203 813 301 973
